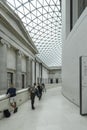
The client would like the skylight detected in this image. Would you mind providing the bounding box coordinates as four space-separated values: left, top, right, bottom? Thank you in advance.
7 0 62 67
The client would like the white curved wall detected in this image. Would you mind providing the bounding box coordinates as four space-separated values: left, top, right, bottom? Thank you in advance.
62 8 87 106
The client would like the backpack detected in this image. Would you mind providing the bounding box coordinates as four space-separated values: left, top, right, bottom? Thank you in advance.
3 109 11 118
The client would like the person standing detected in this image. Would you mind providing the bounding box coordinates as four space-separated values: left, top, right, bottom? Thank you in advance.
29 85 36 110
37 83 42 100
6 84 18 113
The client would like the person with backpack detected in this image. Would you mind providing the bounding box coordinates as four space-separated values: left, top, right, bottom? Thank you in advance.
37 83 42 100
28 84 36 110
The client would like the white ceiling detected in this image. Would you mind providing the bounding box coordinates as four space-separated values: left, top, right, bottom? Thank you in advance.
7 0 62 67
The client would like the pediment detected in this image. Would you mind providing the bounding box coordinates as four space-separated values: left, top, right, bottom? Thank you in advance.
0 1 38 54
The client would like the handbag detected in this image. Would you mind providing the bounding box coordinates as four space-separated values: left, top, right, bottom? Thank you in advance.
3 109 11 118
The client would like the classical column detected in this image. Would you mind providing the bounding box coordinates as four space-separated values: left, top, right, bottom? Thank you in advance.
16 50 22 89
0 38 7 90
39 63 42 83
26 57 33 86
32 60 35 85
29 58 32 86
26 57 30 87
35 59 36 83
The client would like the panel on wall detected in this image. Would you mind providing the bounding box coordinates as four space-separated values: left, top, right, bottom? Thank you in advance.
80 56 87 115
7 48 16 69
22 56 26 72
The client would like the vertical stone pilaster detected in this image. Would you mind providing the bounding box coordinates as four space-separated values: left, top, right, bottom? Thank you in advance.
41 63 42 83
26 57 33 86
73 0 78 26
35 59 36 83
29 59 32 86
26 57 30 87
39 63 42 84
62 0 70 42
0 40 7 90
32 60 35 85
16 50 22 89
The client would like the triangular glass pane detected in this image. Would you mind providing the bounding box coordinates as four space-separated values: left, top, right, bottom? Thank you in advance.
43 9 47 14
42 16 46 21
7 0 15 7
24 2 29 9
26 17 30 24
44 6 49 12
31 0 36 5
32 22 37 27
43 13 48 18
32 10 37 17
36 0 42 8
23 7 29 14
37 11 41 17
56 0 60 5
36 19 41 24
28 26 32 30
50 5 55 11
26 13 32 20
54 7 58 12
15 0 21 8
29 3 35 11
31 14 36 20
49 0 54 5
22 0 28 3
18 6 24 14
22 17 26 23
43 0 48 6
17 11 24 18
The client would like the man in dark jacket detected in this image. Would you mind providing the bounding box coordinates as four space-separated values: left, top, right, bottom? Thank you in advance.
6 84 18 113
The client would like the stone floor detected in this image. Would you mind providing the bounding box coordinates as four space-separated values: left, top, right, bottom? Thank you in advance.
0 87 87 130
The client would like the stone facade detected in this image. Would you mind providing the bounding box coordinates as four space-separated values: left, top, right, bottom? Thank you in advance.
0 1 38 93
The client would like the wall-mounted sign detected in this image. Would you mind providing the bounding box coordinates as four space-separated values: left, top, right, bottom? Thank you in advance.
80 56 87 115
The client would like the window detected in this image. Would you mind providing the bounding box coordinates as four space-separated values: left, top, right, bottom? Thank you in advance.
7 72 13 87
22 74 25 88
50 79 53 84
56 78 58 83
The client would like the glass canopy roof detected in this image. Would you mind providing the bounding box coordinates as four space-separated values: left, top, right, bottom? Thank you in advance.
7 0 62 67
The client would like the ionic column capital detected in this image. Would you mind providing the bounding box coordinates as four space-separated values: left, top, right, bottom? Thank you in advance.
0 38 10 48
